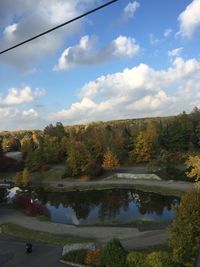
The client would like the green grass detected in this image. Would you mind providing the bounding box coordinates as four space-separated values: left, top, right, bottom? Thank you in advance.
0 171 16 180
86 219 171 227
0 223 95 246
30 165 66 182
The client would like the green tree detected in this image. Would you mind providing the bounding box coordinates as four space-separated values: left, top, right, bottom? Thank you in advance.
66 141 89 177
101 238 126 267
25 149 44 172
169 190 200 266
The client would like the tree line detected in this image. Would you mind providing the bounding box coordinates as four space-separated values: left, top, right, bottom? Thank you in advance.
0 107 200 178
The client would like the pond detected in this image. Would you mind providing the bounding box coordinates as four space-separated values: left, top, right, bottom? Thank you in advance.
28 188 179 225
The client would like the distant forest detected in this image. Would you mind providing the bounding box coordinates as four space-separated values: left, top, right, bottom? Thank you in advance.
0 107 200 178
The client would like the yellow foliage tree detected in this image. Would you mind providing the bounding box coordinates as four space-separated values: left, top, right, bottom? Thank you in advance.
22 168 30 187
15 172 22 186
186 155 200 187
134 121 158 162
102 150 119 171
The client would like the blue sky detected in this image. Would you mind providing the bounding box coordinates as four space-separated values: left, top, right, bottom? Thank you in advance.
0 0 200 130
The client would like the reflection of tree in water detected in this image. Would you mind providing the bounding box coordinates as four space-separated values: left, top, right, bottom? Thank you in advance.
98 190 130 221
132 190 177 216
32 187 178 222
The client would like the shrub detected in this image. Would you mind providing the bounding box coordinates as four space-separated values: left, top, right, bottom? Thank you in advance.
169 189 200 266
101 238 126 267
146 251 173 267
13 194 49 217
62 249 88 264
126 251 146 267
85 249 101 266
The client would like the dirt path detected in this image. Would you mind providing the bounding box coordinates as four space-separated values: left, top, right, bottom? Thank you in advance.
0 208 168 250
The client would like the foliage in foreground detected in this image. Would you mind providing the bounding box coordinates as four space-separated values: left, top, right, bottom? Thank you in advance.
62 249 88 264
169 189 200 266
101 238 127 267
186 155 200 186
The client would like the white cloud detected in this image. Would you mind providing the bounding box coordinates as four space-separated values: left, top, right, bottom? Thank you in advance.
168 47 183 58
1 86 45 106
123 1 140 19
22 108 38 118
0 0 97 68
178 0 200 38
50 57 200 124
163 28 172 37
55 35 140 70
3 23 18 41
112 36 140 58
0 107 45 130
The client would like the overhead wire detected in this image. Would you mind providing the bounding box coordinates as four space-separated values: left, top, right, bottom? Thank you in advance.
0 0 119 55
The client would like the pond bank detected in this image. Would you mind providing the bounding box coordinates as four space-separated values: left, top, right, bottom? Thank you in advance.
34 178 194 196
0 207 168 250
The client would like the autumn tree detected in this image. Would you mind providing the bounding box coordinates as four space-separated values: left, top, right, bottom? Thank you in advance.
15 172 22 186
133 121 159 162
186 155 200 186
66 141 89 177
102 149 119 171
21 137 34 157
22 168 30 187
42 135 61 163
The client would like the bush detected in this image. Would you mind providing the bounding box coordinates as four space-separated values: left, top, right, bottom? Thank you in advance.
169 189 200 266
13 194 49 217
146 251 173 267
126 251 146 267
85 249 102 266
62 249 88 264
101 238 126 267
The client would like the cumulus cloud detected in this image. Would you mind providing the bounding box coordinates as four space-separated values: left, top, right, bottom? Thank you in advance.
0 106 46 130
178 0 200 38
0 0 96 68
168 47 183 58
0 86 45 106
55 35 140 70
123 1 140 19
50 57 200 124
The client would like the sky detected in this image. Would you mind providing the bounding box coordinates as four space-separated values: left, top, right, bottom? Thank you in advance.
0 0 200 130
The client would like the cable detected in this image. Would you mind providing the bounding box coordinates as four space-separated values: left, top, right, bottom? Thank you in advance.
0 0 119 55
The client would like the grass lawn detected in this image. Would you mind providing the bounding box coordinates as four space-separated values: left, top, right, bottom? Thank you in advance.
0 171 16 180
1 223 95 246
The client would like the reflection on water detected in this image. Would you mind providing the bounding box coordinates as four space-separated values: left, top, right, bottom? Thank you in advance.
32 188 179 225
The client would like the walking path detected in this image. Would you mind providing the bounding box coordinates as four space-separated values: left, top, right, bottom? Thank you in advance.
0 208 167 250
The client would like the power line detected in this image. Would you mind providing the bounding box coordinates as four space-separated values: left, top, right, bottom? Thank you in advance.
0 0 119 55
